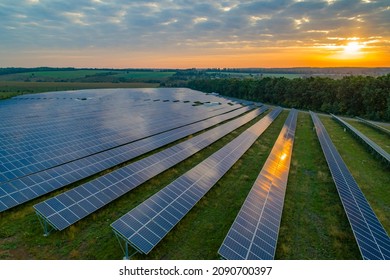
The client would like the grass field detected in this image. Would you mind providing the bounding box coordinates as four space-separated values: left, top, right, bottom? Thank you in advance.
277 113 361 259
0 108 388 260
0 70 176 82
0 70 116 81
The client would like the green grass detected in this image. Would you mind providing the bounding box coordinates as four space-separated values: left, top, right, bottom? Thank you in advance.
344 118 390 153
0 70 175 84
277 113 360 259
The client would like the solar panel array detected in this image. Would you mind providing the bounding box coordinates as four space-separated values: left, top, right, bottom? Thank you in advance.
218 109 298 260
0 101 243 183
33 107 269 231
1 105 253 212
355 117 390 136
311 111 390 260
110 107 283 255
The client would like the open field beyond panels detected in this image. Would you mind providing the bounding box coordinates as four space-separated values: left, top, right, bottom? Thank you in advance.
0 88 389 260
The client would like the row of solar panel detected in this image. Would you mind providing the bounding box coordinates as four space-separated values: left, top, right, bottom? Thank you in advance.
0 102 236 157
332 114 390 164
0 100 230 140
218 109 298 260
0 94 232 149
0 89 227 127
356 117 390 136
110 107 283 255
0 109 214 169
0 98 173 135
0 105 243 183
1 102 237 150
310 112 390 260
0 106 257 212
33 107 268 230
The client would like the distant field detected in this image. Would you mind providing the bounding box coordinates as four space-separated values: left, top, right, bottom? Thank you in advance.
0 70 117 81
0 70 176 81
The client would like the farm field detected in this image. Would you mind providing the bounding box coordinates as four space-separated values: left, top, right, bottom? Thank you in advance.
0 70 176 82
0 88 389 260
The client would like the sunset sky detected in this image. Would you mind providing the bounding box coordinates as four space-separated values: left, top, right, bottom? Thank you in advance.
1 0 389 68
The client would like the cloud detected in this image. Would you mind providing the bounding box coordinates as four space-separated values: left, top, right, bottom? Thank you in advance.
0 0 389 67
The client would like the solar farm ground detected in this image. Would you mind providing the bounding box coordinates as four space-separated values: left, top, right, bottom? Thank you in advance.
0 89 388 260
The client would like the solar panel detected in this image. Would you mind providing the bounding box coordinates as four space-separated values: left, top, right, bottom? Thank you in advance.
332 114 390 164
110 107 283 257
311 111 390 260
218 109 298 260
0 106 255 212
33 107 269 232
355 117 390 136
0 102 243 183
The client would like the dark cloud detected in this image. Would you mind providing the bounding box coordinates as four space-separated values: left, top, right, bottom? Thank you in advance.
1 0 389 65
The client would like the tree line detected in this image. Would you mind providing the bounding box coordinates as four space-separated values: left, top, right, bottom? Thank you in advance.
188 75 390 121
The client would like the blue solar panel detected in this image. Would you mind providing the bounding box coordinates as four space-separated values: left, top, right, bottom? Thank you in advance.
34 107 268 231
218 109 298 260
1 105 254 212
111 107 283 256
0 100 243 183
311 111 390 260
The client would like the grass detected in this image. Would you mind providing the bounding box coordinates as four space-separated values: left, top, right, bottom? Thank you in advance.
0 108 389 260
276 113 360 259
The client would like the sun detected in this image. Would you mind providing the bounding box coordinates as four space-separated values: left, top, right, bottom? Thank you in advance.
343 42 362 56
